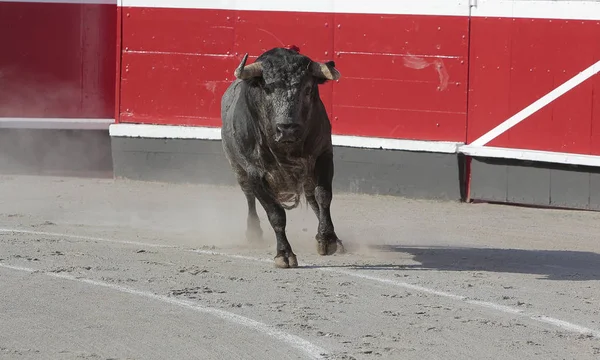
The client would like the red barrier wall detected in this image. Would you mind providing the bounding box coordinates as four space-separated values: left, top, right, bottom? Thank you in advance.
117 2 471 142
0 1 116 119
467 16 600 155
115 1 600 161
3 1 599 164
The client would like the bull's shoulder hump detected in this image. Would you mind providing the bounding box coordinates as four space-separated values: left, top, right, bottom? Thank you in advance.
222 79 243 102
221 80 246 119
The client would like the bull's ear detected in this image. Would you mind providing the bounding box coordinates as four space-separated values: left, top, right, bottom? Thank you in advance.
310 61 341 82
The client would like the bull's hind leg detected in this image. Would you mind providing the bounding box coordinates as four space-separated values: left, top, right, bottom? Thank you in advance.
311 152 345 256
230 165 263 242
243 189 263 242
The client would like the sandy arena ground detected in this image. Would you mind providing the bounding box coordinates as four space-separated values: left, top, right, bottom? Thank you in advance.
1 175 599 359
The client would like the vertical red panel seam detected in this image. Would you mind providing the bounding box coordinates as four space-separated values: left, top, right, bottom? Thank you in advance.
506 18 515 144
589 84 595 155
79 4 85 116
464 13 473 145
330 11 336 129
463 7 474 200
114 4 123 123
588 83 594 205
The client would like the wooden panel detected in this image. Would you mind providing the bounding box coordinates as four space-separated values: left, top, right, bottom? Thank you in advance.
333 13 469 141
332 104 466 141
120 52 235 126
466 17 513 146
121 8 235 55
333 73 466 111
232 10 333 62
333 13 468 57
0 2 116 118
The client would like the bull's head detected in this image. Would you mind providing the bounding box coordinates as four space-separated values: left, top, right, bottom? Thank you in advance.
233 48 341 146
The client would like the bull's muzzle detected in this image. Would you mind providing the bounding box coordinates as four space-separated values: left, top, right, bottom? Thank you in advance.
275 123 302 144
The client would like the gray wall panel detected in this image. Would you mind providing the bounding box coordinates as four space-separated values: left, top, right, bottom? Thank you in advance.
550 168 590 209
507 164 550 206
111 137 462 200
589 173 600 211
469 159 507 202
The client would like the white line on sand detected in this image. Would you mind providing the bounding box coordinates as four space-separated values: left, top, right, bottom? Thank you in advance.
2 228 600 339
0 262 327 360
0 228 176 249
193 250 600 337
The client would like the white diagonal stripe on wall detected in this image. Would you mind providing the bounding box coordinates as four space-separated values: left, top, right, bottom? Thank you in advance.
470 60 600 147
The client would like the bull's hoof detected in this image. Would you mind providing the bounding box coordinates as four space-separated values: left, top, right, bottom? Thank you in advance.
288 254 298 268
274 254 298 268
317 240 338 256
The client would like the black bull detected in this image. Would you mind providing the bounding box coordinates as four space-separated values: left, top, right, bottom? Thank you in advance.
220 47 345 268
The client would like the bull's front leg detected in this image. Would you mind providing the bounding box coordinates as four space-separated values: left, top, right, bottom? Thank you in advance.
249 172 298 268
311 152 345 255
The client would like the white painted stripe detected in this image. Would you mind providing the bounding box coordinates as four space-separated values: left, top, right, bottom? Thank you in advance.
117 0 600 20
12 0 592 20
0 264 37 273
0 0 117 4
470 60 600 147
331 135 460 153
120 0 471 17
0 118 114 130
109 123 462 153
459 145 600 167
0 228 176 248
471 0 600 21
109 123 222 139
0 263 327 359
194 251 600 339
3 227 600 339
465 299 527 315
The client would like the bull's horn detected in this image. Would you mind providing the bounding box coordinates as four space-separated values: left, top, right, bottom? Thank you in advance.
310 61 341 80
234 53 263 79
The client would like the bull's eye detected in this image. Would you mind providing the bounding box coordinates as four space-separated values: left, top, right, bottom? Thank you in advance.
304 86 312 97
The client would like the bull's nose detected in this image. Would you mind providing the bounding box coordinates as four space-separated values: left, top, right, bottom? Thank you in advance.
275 123 301 143
276 123 301 133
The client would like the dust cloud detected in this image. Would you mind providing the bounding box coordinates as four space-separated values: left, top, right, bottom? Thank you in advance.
0 128 113 177
0 67 113 177
0 66 364 255
0 66 83 117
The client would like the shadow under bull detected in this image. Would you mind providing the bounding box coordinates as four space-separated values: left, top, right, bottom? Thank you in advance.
303 244 600 281
358 245 600 281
